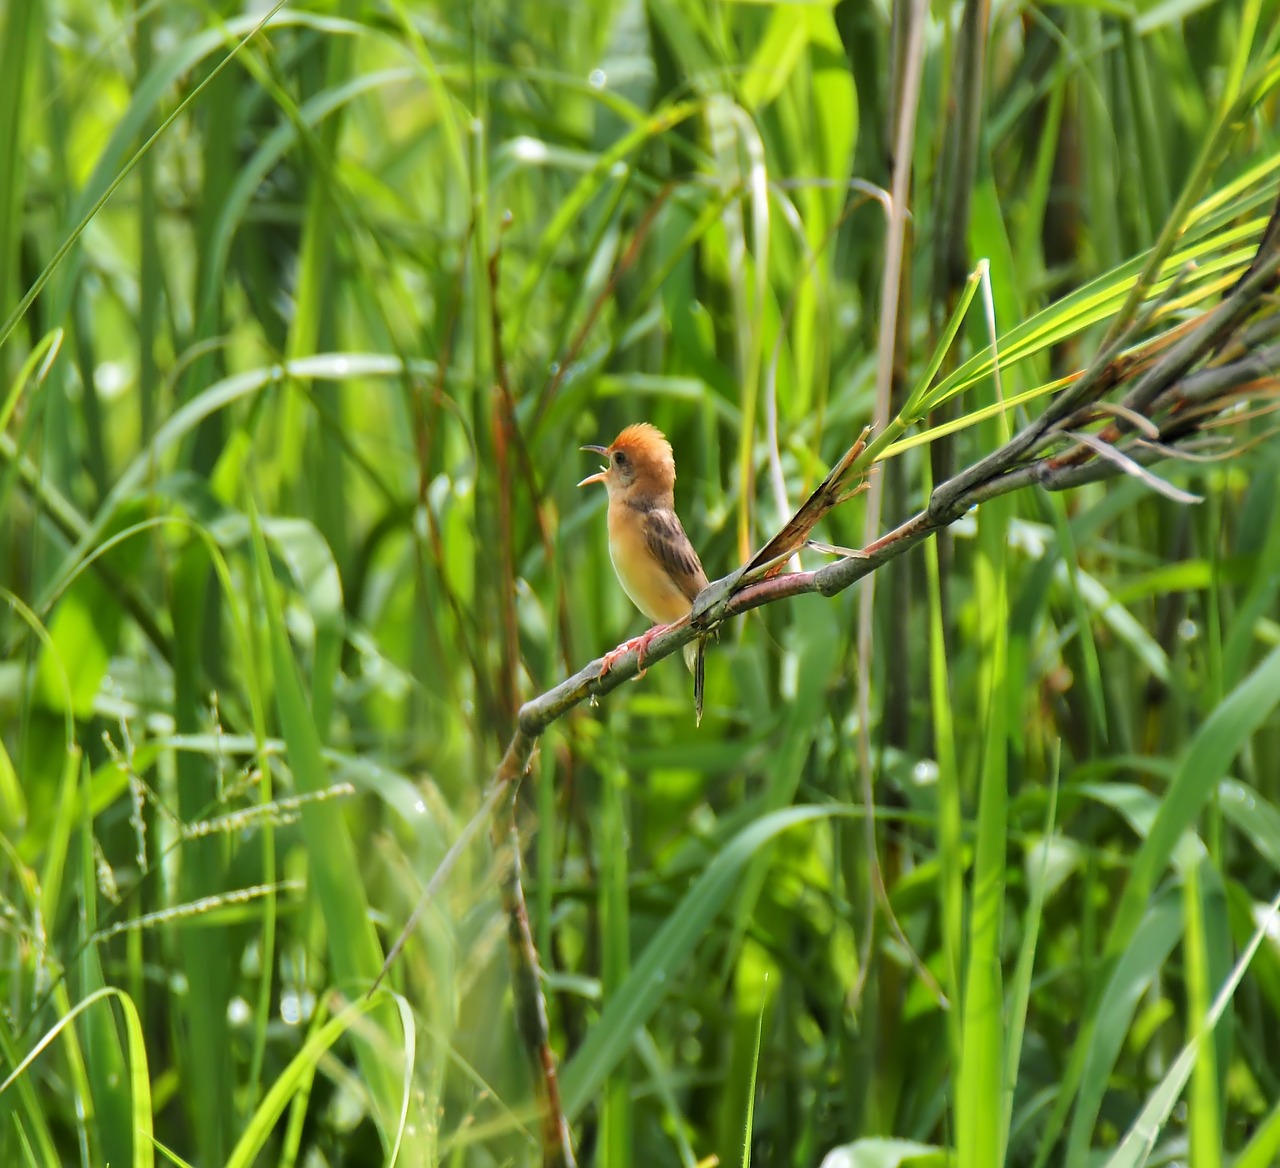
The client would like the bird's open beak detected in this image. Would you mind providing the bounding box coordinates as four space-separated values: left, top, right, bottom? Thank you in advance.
578 444 609 486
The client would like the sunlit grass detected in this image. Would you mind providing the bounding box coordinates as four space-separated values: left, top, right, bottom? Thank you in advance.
2 1 1280 1166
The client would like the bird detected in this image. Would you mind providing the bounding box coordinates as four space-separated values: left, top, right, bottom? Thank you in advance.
579 422 709 722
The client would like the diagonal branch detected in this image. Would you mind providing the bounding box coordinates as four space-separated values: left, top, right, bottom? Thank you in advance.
501 334 1278 776
498 261 1279 771
513 219 1280 749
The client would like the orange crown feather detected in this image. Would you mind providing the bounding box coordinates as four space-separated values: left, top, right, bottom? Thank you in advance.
611 422 675 488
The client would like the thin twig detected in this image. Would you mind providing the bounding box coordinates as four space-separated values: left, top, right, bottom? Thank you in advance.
493 793 577 1168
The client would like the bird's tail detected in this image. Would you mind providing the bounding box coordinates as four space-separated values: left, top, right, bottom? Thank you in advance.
684 637 706 727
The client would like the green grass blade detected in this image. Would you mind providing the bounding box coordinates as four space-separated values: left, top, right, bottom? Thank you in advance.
247 504 402 1136
560 805 851 1121
0 988 152 1168
957 499 1012 1167
1105 642 1280 958
600 757 633 1163
740 975 768 1168
224 991 415 1168
1102 889 1280 1168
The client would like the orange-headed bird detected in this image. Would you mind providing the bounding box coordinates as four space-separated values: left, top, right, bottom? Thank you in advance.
579 423 708 719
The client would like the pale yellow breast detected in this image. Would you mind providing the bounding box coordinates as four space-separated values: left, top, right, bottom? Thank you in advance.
606 504 696 626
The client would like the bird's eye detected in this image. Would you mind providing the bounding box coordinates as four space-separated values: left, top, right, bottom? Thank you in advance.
613 450 628 466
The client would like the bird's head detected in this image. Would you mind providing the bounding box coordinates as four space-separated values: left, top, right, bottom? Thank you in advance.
578 422 677 499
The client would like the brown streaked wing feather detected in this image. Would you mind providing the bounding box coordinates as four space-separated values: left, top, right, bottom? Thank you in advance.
642 508 708 602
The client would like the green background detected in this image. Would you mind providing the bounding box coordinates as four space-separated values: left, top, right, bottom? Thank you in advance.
2 1 1280 1166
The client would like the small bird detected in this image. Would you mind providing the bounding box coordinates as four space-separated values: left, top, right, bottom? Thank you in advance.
579 422 708 721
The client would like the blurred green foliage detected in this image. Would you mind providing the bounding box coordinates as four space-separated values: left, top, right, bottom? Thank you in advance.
2 1 1280 1167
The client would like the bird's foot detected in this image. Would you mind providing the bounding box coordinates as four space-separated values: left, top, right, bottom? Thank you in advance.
599 624 670 679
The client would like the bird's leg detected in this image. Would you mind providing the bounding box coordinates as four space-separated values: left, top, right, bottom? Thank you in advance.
599 624 670 679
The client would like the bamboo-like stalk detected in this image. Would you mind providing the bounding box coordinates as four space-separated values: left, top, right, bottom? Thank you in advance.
926 0 991 592
854 0 930 1026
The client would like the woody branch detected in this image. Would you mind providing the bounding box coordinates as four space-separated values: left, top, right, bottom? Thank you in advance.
509 241 1280 755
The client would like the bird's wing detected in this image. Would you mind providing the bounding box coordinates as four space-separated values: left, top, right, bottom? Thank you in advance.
643 507 709 602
